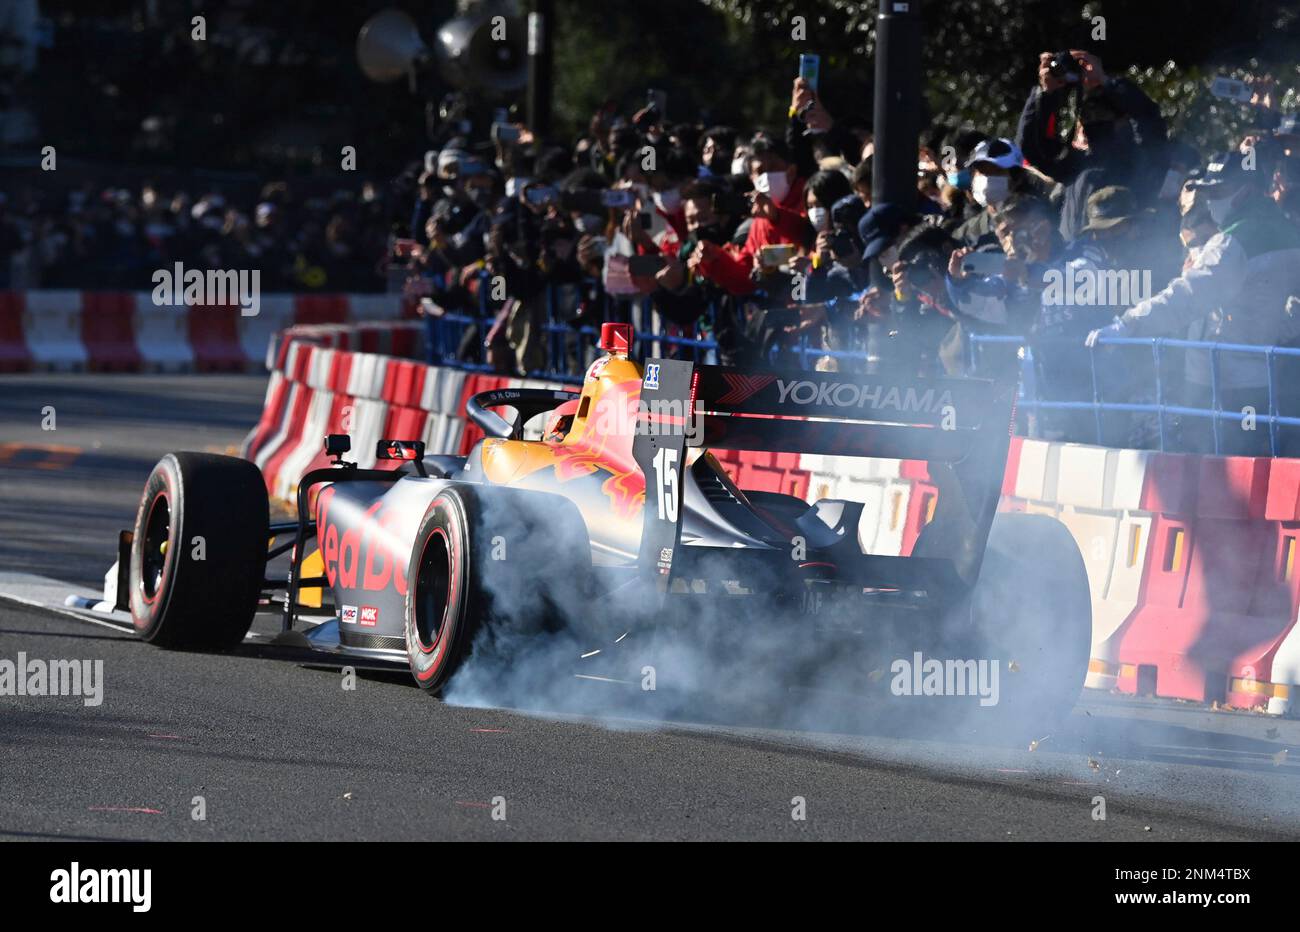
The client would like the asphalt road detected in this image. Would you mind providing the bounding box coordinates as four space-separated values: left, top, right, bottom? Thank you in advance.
2 374 1299 841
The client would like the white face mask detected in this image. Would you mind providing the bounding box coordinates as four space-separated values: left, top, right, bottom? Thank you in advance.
808 206 829 231
1157 169 1184 200
971 173 1010 208
653 188 682 214
755 170 790 204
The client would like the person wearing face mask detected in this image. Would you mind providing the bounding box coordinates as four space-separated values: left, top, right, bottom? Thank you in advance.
648 181 750 365
1016 50 1167 244
953 139 1040 251
1085 153 1300 454
690 133 808 297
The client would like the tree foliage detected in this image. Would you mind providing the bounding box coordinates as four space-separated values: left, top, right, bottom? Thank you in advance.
550 0 1300 153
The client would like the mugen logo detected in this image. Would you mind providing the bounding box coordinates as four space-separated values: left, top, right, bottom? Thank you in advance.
775 379 954 414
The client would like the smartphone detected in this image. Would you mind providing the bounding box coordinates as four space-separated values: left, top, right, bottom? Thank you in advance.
1209 76 1253 104
393 238 419 259
646 88 667 118
960 251 1007 277
601 189 636 209
799 54 820 94
628 254 667 276
760 243 796 268
491 122 520 144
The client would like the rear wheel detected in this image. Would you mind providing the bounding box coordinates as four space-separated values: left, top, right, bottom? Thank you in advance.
130 452 269 649
959 512 1092 738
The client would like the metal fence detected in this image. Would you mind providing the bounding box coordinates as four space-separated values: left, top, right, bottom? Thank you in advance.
416 274 1300 456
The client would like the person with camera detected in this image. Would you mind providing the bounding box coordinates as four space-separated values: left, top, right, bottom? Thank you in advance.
690 133 810 298
647 180 751 365
1085 153 1300 454
873 224 962 378
1016 49 1167 244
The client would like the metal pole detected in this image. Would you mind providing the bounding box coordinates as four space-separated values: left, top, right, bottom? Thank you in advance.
526 1 554 139
871 0 922 211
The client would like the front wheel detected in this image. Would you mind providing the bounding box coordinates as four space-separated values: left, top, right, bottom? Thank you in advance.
130 452 269 649
403 485 596 694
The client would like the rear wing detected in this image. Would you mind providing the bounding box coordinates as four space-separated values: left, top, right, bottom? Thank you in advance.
632 359 1017 600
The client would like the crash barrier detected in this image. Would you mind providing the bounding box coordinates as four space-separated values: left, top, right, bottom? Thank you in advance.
247 326 1300 715
0 290 414 372
243 323 566 504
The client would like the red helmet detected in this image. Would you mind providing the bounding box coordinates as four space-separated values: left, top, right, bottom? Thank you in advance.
543 399 581 442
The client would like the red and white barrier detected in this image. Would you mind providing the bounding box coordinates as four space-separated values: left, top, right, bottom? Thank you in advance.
0 290 415 372
243 329 1300 715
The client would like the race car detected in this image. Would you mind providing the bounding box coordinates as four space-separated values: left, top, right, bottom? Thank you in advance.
116 322 1091 727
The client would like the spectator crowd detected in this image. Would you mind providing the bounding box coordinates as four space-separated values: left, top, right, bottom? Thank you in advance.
7 47 1300 454
399 50 1300 454
0 177 393 294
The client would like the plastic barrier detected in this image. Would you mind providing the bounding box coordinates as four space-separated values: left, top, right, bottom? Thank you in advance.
23 290 87 368
0 290 408 371
134 296 195 370
0 292 32 371
81 292 143 370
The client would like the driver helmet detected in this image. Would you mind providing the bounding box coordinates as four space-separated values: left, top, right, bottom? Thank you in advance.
543 399 581 443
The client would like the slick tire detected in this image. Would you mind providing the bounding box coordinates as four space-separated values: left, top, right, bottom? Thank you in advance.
404 484 595 693
959 512 1092 739
130 452 269 649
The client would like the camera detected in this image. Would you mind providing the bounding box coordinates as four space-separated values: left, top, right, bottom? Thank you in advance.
1047 50 1082 84
828 194 865 259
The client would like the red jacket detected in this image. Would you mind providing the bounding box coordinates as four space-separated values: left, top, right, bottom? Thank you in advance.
698 175 808 296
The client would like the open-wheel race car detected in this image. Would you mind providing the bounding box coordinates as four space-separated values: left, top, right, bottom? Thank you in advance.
116 322 1092 729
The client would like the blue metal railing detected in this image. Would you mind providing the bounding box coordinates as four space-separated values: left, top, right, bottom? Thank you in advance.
411 271 1299 456
967 333 1300 456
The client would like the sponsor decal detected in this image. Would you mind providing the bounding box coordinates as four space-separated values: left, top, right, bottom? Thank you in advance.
643 363 660 390
775 378 954 415
585 357 610 382
317 487 409 596
717 373 776 405
340 604 358 625
359 606 379 627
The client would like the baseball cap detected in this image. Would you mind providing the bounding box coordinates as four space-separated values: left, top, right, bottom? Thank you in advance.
965 138 1023 171
857 202 914 261
1078 186 1140 234
1192 151 1255 191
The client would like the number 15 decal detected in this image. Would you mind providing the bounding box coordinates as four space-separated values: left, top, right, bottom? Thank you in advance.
652 447 679 522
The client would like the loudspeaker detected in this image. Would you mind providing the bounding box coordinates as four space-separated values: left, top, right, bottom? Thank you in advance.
357 8 431 84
